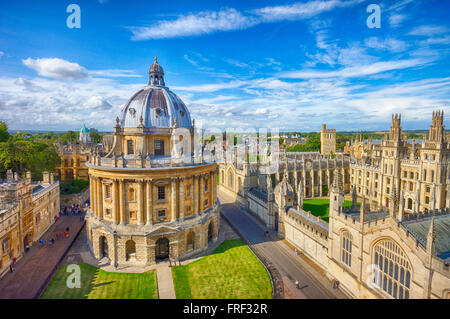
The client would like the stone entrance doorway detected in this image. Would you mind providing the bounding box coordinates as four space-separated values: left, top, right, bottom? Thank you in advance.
155 238 169 260
99 236 108 259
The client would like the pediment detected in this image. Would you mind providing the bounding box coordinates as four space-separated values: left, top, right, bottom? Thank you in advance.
146 225 180 236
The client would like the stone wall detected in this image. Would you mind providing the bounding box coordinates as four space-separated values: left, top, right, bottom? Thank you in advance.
60 187 90 207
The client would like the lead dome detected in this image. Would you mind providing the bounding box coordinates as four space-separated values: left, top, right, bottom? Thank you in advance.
119 57 192 129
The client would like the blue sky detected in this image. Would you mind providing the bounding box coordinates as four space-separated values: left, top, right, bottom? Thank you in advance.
0 0 449 132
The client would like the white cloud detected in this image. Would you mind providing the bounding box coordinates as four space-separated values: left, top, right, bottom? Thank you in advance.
364 37 409 52
88 69 141 78
409 25 450 36
252 0 360 22
83 95 113 110
388 13 407 27
0 51 4 58
130 8 257 40
129 1 362 40
279 58 427 79
22 58 88 80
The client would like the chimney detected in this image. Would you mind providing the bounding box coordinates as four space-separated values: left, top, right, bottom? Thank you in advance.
6 169 13 183
50 172 54 184
26 171 31 180
43 171 50 185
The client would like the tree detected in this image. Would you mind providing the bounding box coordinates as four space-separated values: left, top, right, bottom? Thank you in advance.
0 121 10 142
61 130 77 145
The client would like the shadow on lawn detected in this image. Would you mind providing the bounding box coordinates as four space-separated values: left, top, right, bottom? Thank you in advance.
210 238 246 256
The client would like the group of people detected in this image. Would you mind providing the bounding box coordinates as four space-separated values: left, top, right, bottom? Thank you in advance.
39 226 71 248
60 203 83 216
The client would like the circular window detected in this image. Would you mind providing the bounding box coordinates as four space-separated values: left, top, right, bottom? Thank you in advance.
129 108 136 116
155 108 161 116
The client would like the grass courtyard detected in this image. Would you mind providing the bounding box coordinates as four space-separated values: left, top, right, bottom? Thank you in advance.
41 263 157 299
172 239 272 299
303 198 355 223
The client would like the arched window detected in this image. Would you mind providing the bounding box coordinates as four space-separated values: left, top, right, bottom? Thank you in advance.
341 230 352 267
204 178 209 193
407 198 413 210
129 188 135 201
228 171 233 189
186 231 195 251
373 239 411 299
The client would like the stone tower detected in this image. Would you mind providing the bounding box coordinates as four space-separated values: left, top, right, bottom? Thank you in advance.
320 124 336 157
274 169 294 239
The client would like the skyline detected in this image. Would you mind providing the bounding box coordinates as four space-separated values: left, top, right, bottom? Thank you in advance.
0 0 449 132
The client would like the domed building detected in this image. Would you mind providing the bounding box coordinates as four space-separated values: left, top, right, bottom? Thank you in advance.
86 58 219 267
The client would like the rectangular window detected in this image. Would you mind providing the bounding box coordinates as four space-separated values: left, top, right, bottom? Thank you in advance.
158 186 165 200
105 185 111 199
154 139 164 156
425 196 430 204
129 211 136 220
204 199 208 208
186 185 191 197
127 140 134 155
105 208 111 216
2 237 10 255
158 210 166 218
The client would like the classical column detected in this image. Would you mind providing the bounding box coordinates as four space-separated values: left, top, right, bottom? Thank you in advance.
146 180 153 226
211 172 216 205
98 178 103 220
199 174 205 214
179 177 185 221
113 179 119 224
89 176 95 217
119 180 126 225
193 176 199 216
171 178 177 222
138 180 144 225
93 177 98 218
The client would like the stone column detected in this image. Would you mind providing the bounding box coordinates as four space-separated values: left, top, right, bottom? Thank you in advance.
93 177 99 218
113 179 119 224
98 178 103 220
90 176 95 217
146 180 153 226
138 180 144 225
199 175 205 214
311 169 315 197
171 178 177 222
119 180 126 225
179 177 185 221
193 176 199 216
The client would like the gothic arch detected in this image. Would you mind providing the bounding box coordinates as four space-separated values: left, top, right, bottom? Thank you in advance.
370 237 413 299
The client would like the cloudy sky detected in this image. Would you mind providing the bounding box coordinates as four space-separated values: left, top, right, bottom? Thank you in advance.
0 0 449 132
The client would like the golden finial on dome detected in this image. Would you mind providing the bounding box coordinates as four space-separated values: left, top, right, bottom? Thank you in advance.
154 56 157 63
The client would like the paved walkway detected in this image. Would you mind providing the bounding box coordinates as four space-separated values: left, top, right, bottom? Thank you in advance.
0 214 85 299
156 261 176 299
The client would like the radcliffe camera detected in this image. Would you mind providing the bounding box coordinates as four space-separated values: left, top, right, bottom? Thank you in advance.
0 0 449 310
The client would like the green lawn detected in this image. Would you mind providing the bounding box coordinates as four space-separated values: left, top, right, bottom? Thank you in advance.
172 239 272 299
303 198 356 223
41 263 157 299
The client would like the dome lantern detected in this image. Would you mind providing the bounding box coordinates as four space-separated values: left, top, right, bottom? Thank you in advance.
148 56 165 86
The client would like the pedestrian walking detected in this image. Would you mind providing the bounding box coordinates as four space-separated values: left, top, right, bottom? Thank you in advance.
59 232 62 238
9 264 14 273
64 231 68 238
56 233 59 240
295 280 299 289
25 243 30 252
66 227 70 232
12 257 16 264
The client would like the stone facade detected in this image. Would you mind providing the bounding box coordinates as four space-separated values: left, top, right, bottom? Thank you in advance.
349 111 450 216
86 59 220 268
0 170 60 277
55 137 91 182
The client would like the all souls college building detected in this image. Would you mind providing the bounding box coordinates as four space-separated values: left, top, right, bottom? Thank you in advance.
86 58 219 267
219 112 450 299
